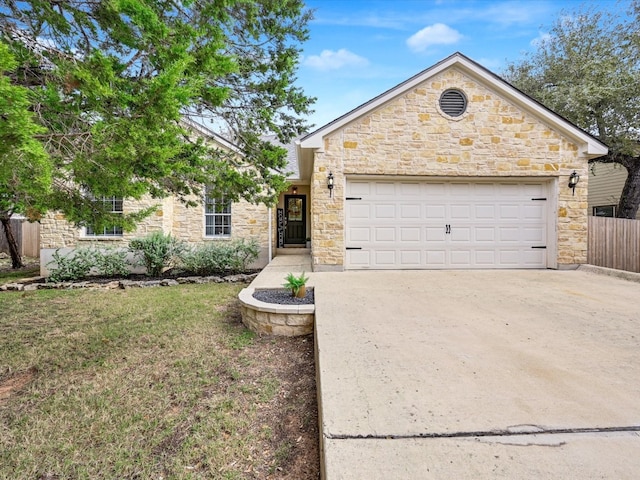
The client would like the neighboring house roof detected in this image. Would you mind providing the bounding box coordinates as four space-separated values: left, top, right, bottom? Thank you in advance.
180 117 243 155
261 134 303 180
299 52 608 159
180 118 303 180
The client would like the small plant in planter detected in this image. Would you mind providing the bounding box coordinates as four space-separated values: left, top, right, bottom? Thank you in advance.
283 272 309 298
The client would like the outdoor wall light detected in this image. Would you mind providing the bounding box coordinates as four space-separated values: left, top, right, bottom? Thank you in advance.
292 185 298 195
327 172 334 198
568 171 580 196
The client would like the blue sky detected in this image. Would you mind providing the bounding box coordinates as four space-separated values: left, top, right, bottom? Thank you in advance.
295 0 627 129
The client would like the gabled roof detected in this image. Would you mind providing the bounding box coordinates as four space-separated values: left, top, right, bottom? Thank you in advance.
180 117 243 155
299 52 608 159
261 134 303 180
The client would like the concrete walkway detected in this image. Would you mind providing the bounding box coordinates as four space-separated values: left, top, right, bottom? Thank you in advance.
249 260 640 479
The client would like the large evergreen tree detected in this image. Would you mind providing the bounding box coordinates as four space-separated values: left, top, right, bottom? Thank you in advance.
0 42 50 267
504 1 640 218
0 0 314 265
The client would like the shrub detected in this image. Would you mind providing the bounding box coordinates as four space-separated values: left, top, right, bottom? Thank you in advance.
180 239 259 276
47 247 95 282
129 232 185 277
93 247 130 278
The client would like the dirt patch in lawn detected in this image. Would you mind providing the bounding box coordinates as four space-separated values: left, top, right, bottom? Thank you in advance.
0 368 36 402
220 308 320 479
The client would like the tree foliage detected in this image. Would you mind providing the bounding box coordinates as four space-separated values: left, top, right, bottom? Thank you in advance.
504 1 640 218
0 0 314 236
0 41 51 267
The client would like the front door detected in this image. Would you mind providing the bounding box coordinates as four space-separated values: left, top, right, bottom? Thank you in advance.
284 195 306 245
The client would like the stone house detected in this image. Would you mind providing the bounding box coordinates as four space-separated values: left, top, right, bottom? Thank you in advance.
41 52 608 274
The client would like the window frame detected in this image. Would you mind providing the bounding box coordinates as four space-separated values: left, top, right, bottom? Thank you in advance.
83 195 124 238
592 205 616 217
204 188 232 238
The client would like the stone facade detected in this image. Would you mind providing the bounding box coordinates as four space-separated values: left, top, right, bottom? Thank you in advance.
309 67 590 270
40 195 271 275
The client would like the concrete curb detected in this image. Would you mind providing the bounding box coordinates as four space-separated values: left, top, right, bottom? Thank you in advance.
578 264 640 283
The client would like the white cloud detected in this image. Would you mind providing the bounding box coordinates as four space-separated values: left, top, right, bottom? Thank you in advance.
530 32 552 47
304 49 369 71
406 23 462 53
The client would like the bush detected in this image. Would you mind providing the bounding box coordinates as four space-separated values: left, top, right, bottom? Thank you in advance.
129 232 185 277
47 247 95 282
93 247 130 278
180 239 259 276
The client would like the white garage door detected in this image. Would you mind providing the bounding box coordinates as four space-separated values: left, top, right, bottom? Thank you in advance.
345 179 550 269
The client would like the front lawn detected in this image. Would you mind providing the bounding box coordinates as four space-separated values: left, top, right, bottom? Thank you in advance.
0 284 318 479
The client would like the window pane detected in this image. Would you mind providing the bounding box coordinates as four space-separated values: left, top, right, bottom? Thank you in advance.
85 195 123 237
204 190 231 237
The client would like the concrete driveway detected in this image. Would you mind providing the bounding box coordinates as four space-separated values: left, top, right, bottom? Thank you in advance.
312 269 640 479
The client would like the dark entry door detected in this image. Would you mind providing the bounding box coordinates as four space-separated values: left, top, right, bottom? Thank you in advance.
284 195 306 245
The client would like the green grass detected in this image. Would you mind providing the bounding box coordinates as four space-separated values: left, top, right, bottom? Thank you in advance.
0 283 301 479
0 264 40 283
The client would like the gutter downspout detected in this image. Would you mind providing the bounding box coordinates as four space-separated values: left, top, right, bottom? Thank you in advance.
268 207 273 262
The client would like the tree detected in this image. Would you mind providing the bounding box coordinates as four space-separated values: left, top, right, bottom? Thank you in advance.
0 42 51 268
0 0 314 242
504 1 640 218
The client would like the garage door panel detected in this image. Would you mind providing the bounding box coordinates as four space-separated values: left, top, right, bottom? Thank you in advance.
348 204 370 219
499 250 521 265
426 227 446 242
345 179 549 270
400 183 421 195
375 227 396 242
475 205 495 218
450 250 471 266
400 227 421 242
348 227 371 242
375 204 396 218
450 227 471 242
375 182 396 196
401 204 421 218
347 249 370 266
475 250 496 265
348 181 371 196
400 250 421 265
499 227 520 242
426 250 446 265
474 227 495 242
425 205 446 220
375 250 396 265
522 227 545 242
500 205 520 219
450 205 471 219
523 205 544 219
522 249 545 265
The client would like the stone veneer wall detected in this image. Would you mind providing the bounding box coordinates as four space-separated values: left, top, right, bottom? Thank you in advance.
172 197 270 267
40 195 271 274
310 67 589 270
40 195 171 249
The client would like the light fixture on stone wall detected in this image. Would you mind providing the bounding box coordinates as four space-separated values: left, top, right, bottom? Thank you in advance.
568 171 580 196
327 172 334 198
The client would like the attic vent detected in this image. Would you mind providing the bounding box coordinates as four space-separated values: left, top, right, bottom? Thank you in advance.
439 89 467 117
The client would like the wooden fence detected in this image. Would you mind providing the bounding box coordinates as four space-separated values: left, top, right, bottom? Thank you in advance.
588 216 640 273
0 219 41 258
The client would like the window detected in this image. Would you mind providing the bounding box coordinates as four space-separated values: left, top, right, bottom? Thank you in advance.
205 188 231 237
593 205 616 217
85 196 123 236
